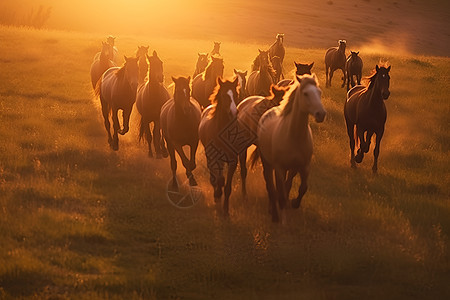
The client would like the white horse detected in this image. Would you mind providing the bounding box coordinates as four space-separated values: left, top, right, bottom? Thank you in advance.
254 74 326 222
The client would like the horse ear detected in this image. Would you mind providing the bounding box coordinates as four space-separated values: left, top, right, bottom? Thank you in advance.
376 65 380 72
244 70 247 76
234 69 237 74
187 76 191 82
153 50 158 57
198 53 201 57
124 55 128 62
218 77 225 86
258 49 263 54
295 75 302 83
356 51 359 55
294 61 298 67
172 76 177 83
309 62 314 68
387 66 391 72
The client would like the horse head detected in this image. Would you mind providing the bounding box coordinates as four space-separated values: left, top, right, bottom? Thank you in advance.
206 56 224 79
107 35 115 46
294 61 314 75
234 69 247 98
350 51 359 59
258 49 271 67
101 41 110 58
136 46 149 59
375 65 391 100
213 41 221 54
123 56 139 92
270 85 287 105
172 76 191 114
338 40 347 52
276 33 284 44
211 77 239 118
147 51 164 83
295 74 326 123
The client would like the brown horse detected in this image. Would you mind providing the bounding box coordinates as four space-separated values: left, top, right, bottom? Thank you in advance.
344 65 391 173
198 78 239 216
236 85 287 196
193 53 209 78
277 62 314 87
325 40 347 87
136 51 170 158
136 46 149 84
247 50 275 96
192 56 224 109
254 74 326 222
269 33 285 64
160 76 202 190
271 56 284 83
233 69 248 105
210 41 221 57
96 56 139 150
345 51 363 91
94 35 118 63
90 41 116 89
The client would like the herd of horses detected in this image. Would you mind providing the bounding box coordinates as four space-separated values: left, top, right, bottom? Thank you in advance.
89 35 391 222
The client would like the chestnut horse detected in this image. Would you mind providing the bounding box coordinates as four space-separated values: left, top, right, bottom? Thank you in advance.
345 51 363 91
233 69 248 105
269 33 285 64
253 74 326 222
90 41 116 89
198 78 239 216
247 50 275 96
344 65 391 173
160 76 202 190
192 56 224 109
193 53 209 79
325 40 347 87
95 56 139 150
136 51 170 158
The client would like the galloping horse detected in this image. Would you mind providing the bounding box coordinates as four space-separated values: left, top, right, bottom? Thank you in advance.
193 53 209 78
94 36 118 63
160 76 202 190
233 69 248 105
192 56 224 109
210 41 221 56
344 65 391 173
136 51 170 158
247 50 275 96
254 74 326 222
90 41 116 89
236 85 287 196
271 56 284 83
269 33 285 64
199 78 239 216
136 46 149 84
277 62 314 87
345 51 363 91
96 56 139 150
325 40 347 87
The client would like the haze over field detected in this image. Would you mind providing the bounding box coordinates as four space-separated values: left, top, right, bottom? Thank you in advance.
1 0 449 56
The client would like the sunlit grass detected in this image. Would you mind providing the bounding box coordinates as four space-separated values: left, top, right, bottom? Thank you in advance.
0 25 449 299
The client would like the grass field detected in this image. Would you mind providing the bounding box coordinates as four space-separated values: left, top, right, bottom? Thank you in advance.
0 22 449 299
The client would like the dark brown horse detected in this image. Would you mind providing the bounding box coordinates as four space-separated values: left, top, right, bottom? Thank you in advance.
247 50 275 96
210 41 221 57
192 56 224 109
90 41 116 89
236 85 287 197
345 51 363 91
269 33 285 64
160 76 202 190
233 69 248 104
96 56 139 150
344 65 391 173
136 51 170 158
198 78 239 216
277 61 314 87
271 56 284 83
193 53 209 79
325 40 347 87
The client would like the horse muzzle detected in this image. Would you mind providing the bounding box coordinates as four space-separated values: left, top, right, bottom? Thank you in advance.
314 110 326 123
382 90 390 100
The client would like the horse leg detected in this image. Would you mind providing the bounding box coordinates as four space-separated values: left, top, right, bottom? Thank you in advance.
239 149 248 198
274 168 288 224
261 157 278 222
346 72 350 91
341 68 346 88
293 166 310 209
372 128 384 173
208 160 224 203
145 122 153 157
285 169 297 204
329 68 334 87
160 135 169 158
364 130 375 153
325 65 329 87
188 142 199 186
167 142 178 191
111 108 120 151
118 106 131 135
351 74 356 88
346 123 356 168
357 73 362 85
153 121 163 159
174 144 196 186
101 102 112 146
223 160 238 216
355 127 366 163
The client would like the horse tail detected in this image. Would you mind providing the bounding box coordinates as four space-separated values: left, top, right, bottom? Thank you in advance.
249 147 260 169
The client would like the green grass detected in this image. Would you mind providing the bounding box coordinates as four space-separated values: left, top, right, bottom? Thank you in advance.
0 25 449 299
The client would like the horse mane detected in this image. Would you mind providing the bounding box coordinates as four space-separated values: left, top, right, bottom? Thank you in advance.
281 75 318 116
115 63 126 80
366 63 390 89
203 57 222 80
208 82 222 118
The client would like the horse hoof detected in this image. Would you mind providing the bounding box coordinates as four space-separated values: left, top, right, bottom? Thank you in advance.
291 198 301 209
118 129 128 135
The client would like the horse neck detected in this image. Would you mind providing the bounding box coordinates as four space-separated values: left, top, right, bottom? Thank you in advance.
367 77 384 108
282 89 309 139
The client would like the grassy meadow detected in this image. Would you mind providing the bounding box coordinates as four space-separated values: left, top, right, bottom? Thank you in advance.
0 24 449 299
